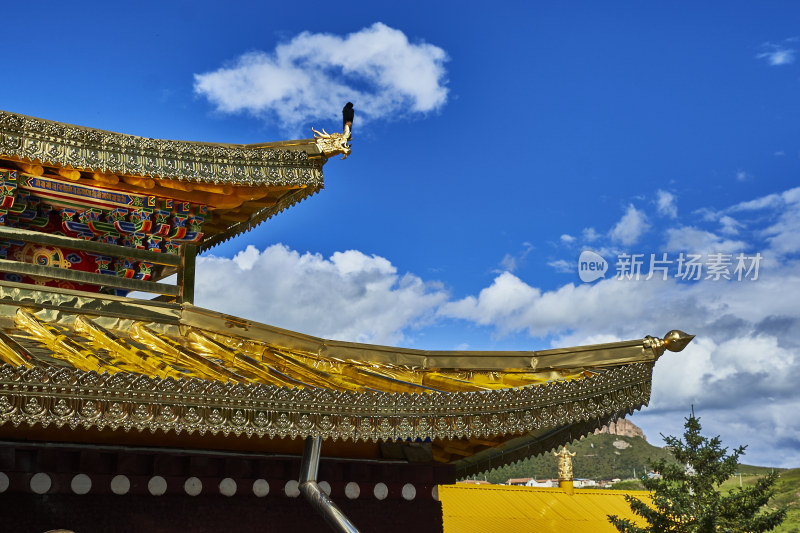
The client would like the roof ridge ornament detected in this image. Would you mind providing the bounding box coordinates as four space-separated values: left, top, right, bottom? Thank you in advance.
555 446 576 482
645 330 695 358
312 102 354 160
312 128 351 160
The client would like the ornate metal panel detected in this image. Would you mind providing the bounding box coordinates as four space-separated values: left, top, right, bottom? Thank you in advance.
0 362 652 443
0 111 325 186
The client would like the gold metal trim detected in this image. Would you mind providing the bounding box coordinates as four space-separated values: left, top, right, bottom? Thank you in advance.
198 186 320 252
0 110 325 186
0 281 182 323
0 362 652 443
180 304 686 371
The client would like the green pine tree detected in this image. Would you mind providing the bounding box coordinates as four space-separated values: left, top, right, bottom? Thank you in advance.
608 410 786 533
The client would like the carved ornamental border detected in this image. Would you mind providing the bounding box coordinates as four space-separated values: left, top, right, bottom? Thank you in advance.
0 363 652 443
199 186 319 252
0 111 324 186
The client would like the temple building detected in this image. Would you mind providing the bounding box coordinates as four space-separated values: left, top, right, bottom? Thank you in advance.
440 447 650 532
0 109 691 532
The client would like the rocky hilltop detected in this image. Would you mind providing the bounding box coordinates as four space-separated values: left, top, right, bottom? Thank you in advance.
594 418 646 440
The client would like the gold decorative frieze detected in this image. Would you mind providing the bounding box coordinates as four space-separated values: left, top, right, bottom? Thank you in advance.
0 110 325 186
0 362 652 443
198 185 319 252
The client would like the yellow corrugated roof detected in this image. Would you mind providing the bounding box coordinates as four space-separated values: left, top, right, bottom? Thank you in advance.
439 484 651 533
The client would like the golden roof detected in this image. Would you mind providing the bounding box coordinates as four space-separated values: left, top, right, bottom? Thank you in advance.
0 280 692 476
0 110 349 251
0 109 694 476
439 484 651 532
0 110 330 186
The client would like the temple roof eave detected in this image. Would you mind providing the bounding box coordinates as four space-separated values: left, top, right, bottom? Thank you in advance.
0 282 691 469
180 303 661 371
0 109 345 251
0 361 653 462
0 109 328 187
197 185 320 252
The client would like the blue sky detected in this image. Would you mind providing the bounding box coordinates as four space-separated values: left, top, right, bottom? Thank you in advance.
4 1 800 467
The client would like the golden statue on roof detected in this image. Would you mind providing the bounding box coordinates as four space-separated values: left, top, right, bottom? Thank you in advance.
555 446 576 481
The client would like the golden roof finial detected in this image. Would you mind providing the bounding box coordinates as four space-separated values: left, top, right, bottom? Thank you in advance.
663 330 695 352
645 330 695 358
554 446 576 481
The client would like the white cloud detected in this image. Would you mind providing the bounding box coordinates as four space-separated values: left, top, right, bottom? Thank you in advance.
729 192 785 212
763 189 800 257
497 243 534 273
736 170 751 181
633 401 800 468
664 226 748 255
232 246 260 270
441 257 799 353
609 204 650 245
438 273 671 339
582 227 600 242
634 318 800 466
438 272 541 333
757 42 796 66
194 23 449 134
718 215 742 236
435 186 800 465
656 190 677 218
719 186 800 258
191 185 800 466
439 258 800 465
784 187 800 204
195 244 447 345
499 254 517 272
560 234 576 244
548 259 573 273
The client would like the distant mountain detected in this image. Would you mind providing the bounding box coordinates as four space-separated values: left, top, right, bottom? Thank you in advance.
478 421 775 484
595 418 647 440
480 431 673 483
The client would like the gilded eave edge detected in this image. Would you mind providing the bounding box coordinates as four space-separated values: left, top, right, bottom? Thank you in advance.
0 285 679 472
181 303 659 371
198 185 320 252
0 110 326 187
0 362 652 447
0 284 669 372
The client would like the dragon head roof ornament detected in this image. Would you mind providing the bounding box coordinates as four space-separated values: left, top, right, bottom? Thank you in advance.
312 127 351 160
312 102 354 160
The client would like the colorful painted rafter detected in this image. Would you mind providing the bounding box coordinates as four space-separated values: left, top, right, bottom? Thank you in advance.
0 167 206 292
